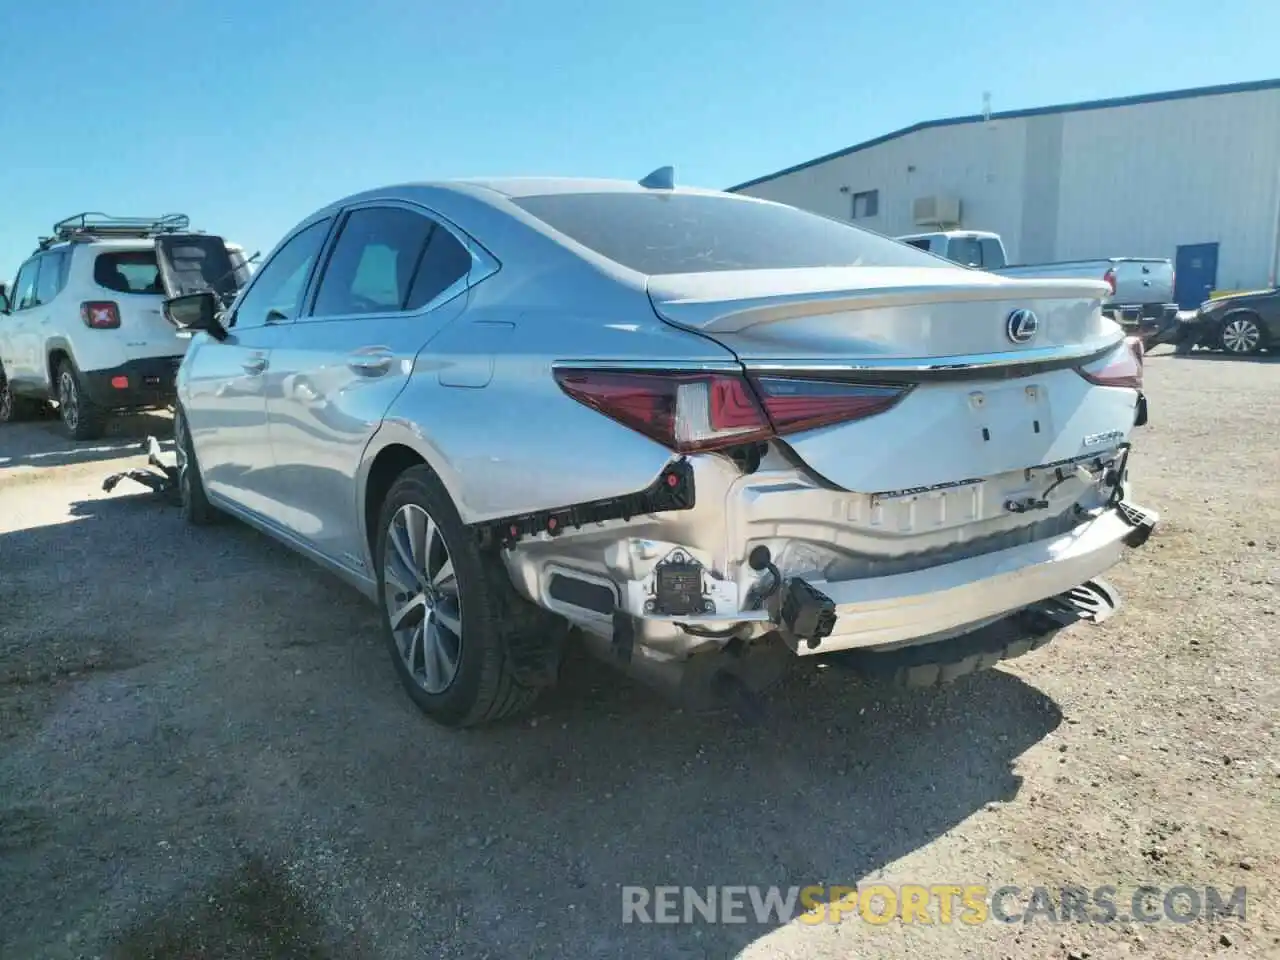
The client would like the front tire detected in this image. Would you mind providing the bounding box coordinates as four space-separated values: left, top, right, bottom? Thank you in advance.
375 465 546 728
0 368 43 423
56 360 105 441
174 405 219 525
1220 313 1264 354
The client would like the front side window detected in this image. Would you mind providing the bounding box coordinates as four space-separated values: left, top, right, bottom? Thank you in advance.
11 259 40 310
95 250 164 294
311 206 468 318
514 192 948 276
231 219 331 328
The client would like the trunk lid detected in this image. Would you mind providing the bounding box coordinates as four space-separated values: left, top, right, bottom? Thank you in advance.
154 234 251 304
647 266 1132 494
647 266 1114 360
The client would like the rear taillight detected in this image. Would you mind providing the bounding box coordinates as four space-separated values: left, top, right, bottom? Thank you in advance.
1102 267 1117 297
81 301 121 329
748 376 907 434
1078 336 1143 389
553 368 907 453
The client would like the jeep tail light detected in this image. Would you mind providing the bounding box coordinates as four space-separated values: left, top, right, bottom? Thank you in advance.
81 301 121 329
1102 267 1117 297
1078 336 1143 389
553 369 908 453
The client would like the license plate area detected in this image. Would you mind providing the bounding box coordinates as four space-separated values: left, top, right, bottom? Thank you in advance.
969 382 1051 447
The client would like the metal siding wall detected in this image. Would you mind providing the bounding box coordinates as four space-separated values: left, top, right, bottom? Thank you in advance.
738 87 1280 290
1019 114 1063 264
1054 89 1280 289
738 121 1029 258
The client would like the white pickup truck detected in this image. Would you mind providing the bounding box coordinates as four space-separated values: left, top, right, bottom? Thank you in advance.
897 230 1179 344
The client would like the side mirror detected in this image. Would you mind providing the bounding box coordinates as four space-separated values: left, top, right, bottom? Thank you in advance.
165 291 227 341
0 283 9 314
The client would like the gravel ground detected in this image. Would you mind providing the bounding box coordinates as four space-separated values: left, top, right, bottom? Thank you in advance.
0 350 1276 960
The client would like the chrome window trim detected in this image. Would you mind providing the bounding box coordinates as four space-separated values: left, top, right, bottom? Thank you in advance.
301 198 500 323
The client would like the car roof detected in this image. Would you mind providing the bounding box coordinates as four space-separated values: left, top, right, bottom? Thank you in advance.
316 177 739 215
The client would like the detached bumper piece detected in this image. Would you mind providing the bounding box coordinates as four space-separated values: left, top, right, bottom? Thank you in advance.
101 435 179 498
822 577 1123 688
787 499 1158 655
1116 499 1157 547
476 459 695 548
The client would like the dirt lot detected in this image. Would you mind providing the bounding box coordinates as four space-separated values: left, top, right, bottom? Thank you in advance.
1 351 1277 960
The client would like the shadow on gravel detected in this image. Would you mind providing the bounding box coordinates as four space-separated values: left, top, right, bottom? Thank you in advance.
0 491 1064 959
1164 350 1279 364
106 856 368 960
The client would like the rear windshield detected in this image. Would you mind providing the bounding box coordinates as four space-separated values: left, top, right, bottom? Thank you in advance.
512 192 949 275
944 237 1007 269
94 250 163 294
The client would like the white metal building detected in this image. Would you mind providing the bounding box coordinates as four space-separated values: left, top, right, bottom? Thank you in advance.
729 79 1280 308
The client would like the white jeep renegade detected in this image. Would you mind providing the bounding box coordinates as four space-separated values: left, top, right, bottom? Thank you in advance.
0 214 250 440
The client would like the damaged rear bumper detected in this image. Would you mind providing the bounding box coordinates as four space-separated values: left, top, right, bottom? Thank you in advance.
780 499 1157 655
498 448 1156 665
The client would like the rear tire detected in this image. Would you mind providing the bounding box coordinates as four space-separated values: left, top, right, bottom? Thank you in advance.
375 465 554 728
174 405 219 525
56 360 105 441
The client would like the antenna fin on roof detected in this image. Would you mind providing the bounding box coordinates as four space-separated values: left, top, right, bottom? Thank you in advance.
639 166 675 190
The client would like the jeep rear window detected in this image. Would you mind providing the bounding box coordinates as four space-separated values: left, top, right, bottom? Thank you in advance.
512 192 949 275
94 251 164 294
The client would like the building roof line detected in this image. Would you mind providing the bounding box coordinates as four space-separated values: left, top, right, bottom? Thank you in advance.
726 77 1280 192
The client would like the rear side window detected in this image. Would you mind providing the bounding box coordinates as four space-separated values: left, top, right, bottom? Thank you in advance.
900 238 932 251
94 250 163 294
945 237 983 267
405 227 471 309
512 192 949 275
312 206 470 317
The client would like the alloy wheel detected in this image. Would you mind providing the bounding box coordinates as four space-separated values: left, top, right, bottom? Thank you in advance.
383 503 463 694
58 370 79 430
1222 317 1261 353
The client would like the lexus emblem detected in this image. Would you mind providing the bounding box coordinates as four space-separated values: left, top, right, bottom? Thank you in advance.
1006 308 1039 344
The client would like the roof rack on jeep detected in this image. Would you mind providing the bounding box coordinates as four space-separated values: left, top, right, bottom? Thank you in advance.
38 212 193 250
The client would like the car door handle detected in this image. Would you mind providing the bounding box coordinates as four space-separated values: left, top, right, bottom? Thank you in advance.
241 354 268 375
347 350 393 376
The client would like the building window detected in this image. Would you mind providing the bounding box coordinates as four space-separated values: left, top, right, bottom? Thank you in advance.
851 189 879 219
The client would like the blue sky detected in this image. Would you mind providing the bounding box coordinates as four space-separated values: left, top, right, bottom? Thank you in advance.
1 0 1275 278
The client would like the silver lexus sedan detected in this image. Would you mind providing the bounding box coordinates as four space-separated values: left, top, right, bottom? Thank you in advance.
165 173 1158 727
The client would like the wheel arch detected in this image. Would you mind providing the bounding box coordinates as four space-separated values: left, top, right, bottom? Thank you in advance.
46 336 77 386
357 425 467 572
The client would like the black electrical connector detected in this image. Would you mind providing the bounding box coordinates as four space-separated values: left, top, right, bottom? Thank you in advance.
779 578 837 649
